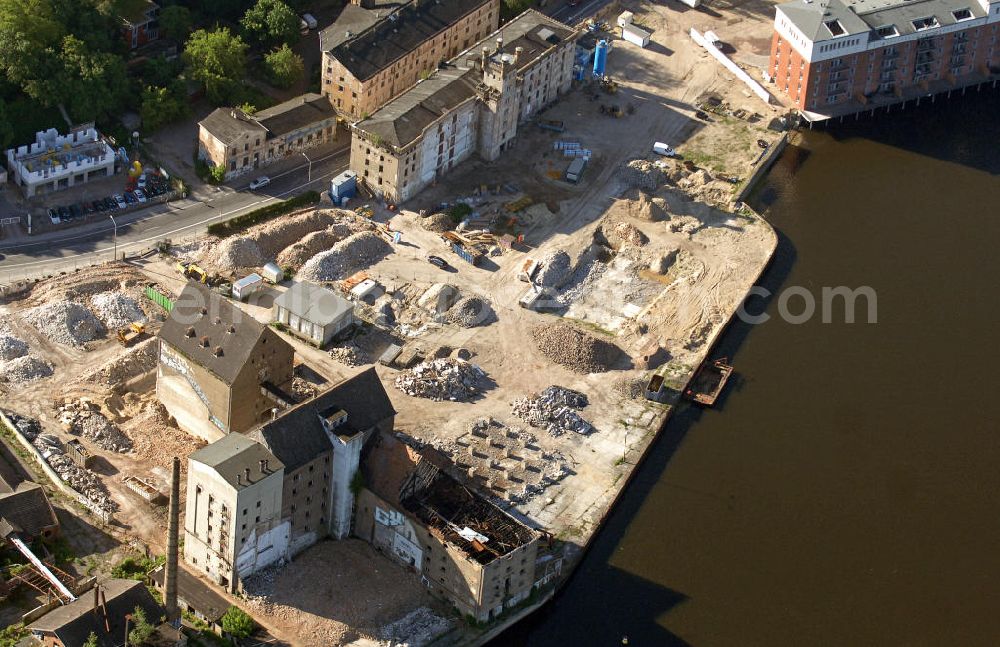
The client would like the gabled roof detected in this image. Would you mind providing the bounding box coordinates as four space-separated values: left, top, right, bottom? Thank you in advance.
28 579 164 647
189 433 283 489
159 282 282 386
199 108 266 146
320 2 403 52
273 281 354 326
0 482 58 538
320 367 396 434
328 0 494 81
254 93 338 137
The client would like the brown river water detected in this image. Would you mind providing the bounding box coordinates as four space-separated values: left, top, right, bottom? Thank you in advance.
493 89 1000 646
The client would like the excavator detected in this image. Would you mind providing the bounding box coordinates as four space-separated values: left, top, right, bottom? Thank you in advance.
117 322 147 347
175 261 209 283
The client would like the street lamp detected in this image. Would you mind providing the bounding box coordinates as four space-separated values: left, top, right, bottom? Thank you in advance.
109 213 118 261
301 151 313 183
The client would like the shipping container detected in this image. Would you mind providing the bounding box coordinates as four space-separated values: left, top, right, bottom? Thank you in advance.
330 170 358 201
232 273 264 301
622 23 651 47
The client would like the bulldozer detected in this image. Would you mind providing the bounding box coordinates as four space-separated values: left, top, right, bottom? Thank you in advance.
117 322 146 347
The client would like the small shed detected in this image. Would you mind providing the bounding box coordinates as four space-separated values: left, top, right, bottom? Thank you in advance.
273 281 354 347
232 273 264 301
622 23 651 48
617 11 634 27
262 262 283 283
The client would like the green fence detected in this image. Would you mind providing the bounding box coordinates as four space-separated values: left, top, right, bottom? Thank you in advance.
144 285 174 312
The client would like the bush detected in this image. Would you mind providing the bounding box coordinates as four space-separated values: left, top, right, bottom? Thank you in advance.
208 165 226 185
221 606 255 640
111 554 165 580
448 203 472 223
207 191 321 236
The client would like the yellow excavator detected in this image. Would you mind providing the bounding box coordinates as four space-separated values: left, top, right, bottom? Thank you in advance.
117 322 146 347
175 261 209 284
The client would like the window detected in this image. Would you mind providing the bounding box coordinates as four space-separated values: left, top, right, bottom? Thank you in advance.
952 8 972 21
877 25 899 38
912 17 940 31
825 20 845 36
255 516 260 523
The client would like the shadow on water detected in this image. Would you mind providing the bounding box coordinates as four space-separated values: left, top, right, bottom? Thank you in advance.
490 218 798 646
811 87 1000 175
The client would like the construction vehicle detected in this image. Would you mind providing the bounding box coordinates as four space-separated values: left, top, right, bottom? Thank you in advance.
600 77 618 94
117 322 146 346
354 204 374 219
175 261 209 283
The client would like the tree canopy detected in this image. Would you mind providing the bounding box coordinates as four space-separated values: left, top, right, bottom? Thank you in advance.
264 44 304 89
183 28 248 105
141 83 189 131
158 5 192 40
127 606 154 645
240 0 299 48
221 605 255 640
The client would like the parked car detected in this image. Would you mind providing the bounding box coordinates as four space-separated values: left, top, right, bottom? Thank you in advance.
427 255 449 269
113 194 127 209
57 206 70 220
124 192 137 205
133 189 147 203
104 197 117 210
48 208 60 225
249 176 270 190
137 174 148 189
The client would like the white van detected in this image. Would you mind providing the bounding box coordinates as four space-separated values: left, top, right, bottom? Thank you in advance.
653 142 677 157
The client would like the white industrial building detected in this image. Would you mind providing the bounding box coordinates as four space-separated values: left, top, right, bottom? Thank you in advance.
272 281 355 347
4 127 117 198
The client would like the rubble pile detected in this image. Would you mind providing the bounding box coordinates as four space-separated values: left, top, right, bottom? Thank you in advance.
419 212 454 233
3 411 40 440
0 331 29 361
446 296 495 328
121 400 203 470
394 358 487 401
649 249 679 275
59 400 133 452
276 228 341 269
90 291 146 329
612 374 646 400
0 356 54 383
214 208 358 269
628 192 670 221
531 323 621 374
536 250 573 288
23 301 105 346
417 283 459 315
299 232 392 282
556 254 608 306
604 221 648 249
619 159 666 190
379 607 451 647
80 337 158 385
329 345 365 367
510 386 593 437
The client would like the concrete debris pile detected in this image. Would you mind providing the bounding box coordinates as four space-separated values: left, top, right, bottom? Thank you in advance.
121 400 203 471
329 345 365 367
668 216 701 236
23 301 105 347
3 411 40 440
275 228 339 270
536 250 573 288
531 323 621 374
556 254 608 307
419 212 454 233
417 283 459 315
299 232 392 282
378 607 451 647
80 337 158 385
242 564 281 615
678 168 713 190
291 377 317 402
446 296 495 328
214 208 360 269
611 374 646 400
0 321 29 361
59 400 133 452
394 358 487 402
436 417 570 505
90 291 146 329
619 159 666 190
0 356 54 383
510 386 593 436
604 221 648 249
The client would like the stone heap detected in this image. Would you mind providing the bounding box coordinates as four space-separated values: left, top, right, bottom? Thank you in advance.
393 358 487 402
59 399 133 452
510 386 594 437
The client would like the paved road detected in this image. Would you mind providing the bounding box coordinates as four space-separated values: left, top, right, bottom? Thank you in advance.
0 146 349 281
547 0 614 25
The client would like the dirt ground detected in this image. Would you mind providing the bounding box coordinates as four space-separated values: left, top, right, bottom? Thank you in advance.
241 539 445 646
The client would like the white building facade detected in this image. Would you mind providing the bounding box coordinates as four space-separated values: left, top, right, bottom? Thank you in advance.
5 127 117 198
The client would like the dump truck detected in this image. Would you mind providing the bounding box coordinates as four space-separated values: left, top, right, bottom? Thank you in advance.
117 322 146 346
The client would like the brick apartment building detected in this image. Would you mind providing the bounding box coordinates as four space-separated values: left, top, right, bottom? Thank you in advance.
320 0 500 119
350 10 577 203
769 0 1000 118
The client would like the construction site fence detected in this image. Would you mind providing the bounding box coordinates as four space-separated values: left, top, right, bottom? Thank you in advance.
0 410 114 525
144 285 174 312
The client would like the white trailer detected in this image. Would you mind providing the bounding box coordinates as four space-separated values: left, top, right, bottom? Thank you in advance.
232 273 264 301
622 23 651 48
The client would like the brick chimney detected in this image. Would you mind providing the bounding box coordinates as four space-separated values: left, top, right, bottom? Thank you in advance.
164 457 180 620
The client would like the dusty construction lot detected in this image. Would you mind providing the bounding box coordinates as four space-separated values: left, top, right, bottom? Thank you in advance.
0 1 783 643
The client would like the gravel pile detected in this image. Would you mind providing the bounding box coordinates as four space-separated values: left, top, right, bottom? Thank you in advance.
59 400 133 452
0 332 29 361
299 232 392 282
394 358 487 401
80 337 158 385
446 296 496 328
379 607 451 647
23 301 105 347
531 323 621 374
43 451 118 513
619 159 666 190
0 356 54 383
511 386 593 436
536 250 573 288
90 292 146 329
214 209 359 269
612 374 646 399
420 212 454 233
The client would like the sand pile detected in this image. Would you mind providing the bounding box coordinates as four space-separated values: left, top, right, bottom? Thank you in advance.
531 323 622 374
629 192 670 221
603 221 648 249
298 232 392 282
420 212 453 233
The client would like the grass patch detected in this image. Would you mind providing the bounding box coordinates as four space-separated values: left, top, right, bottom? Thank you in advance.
207 191 321 236
111 553 165 580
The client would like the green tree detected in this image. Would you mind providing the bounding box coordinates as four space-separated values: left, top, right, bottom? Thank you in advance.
83 631 98 647
140 55 181 87
127 606 154 645
264 43 303 88
0 99 13 151
140 83 188 131
221 605 255 640
49 35 128 122
158 5 192 40
240 0 299 48
0 0 66 89
183 28 247 105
